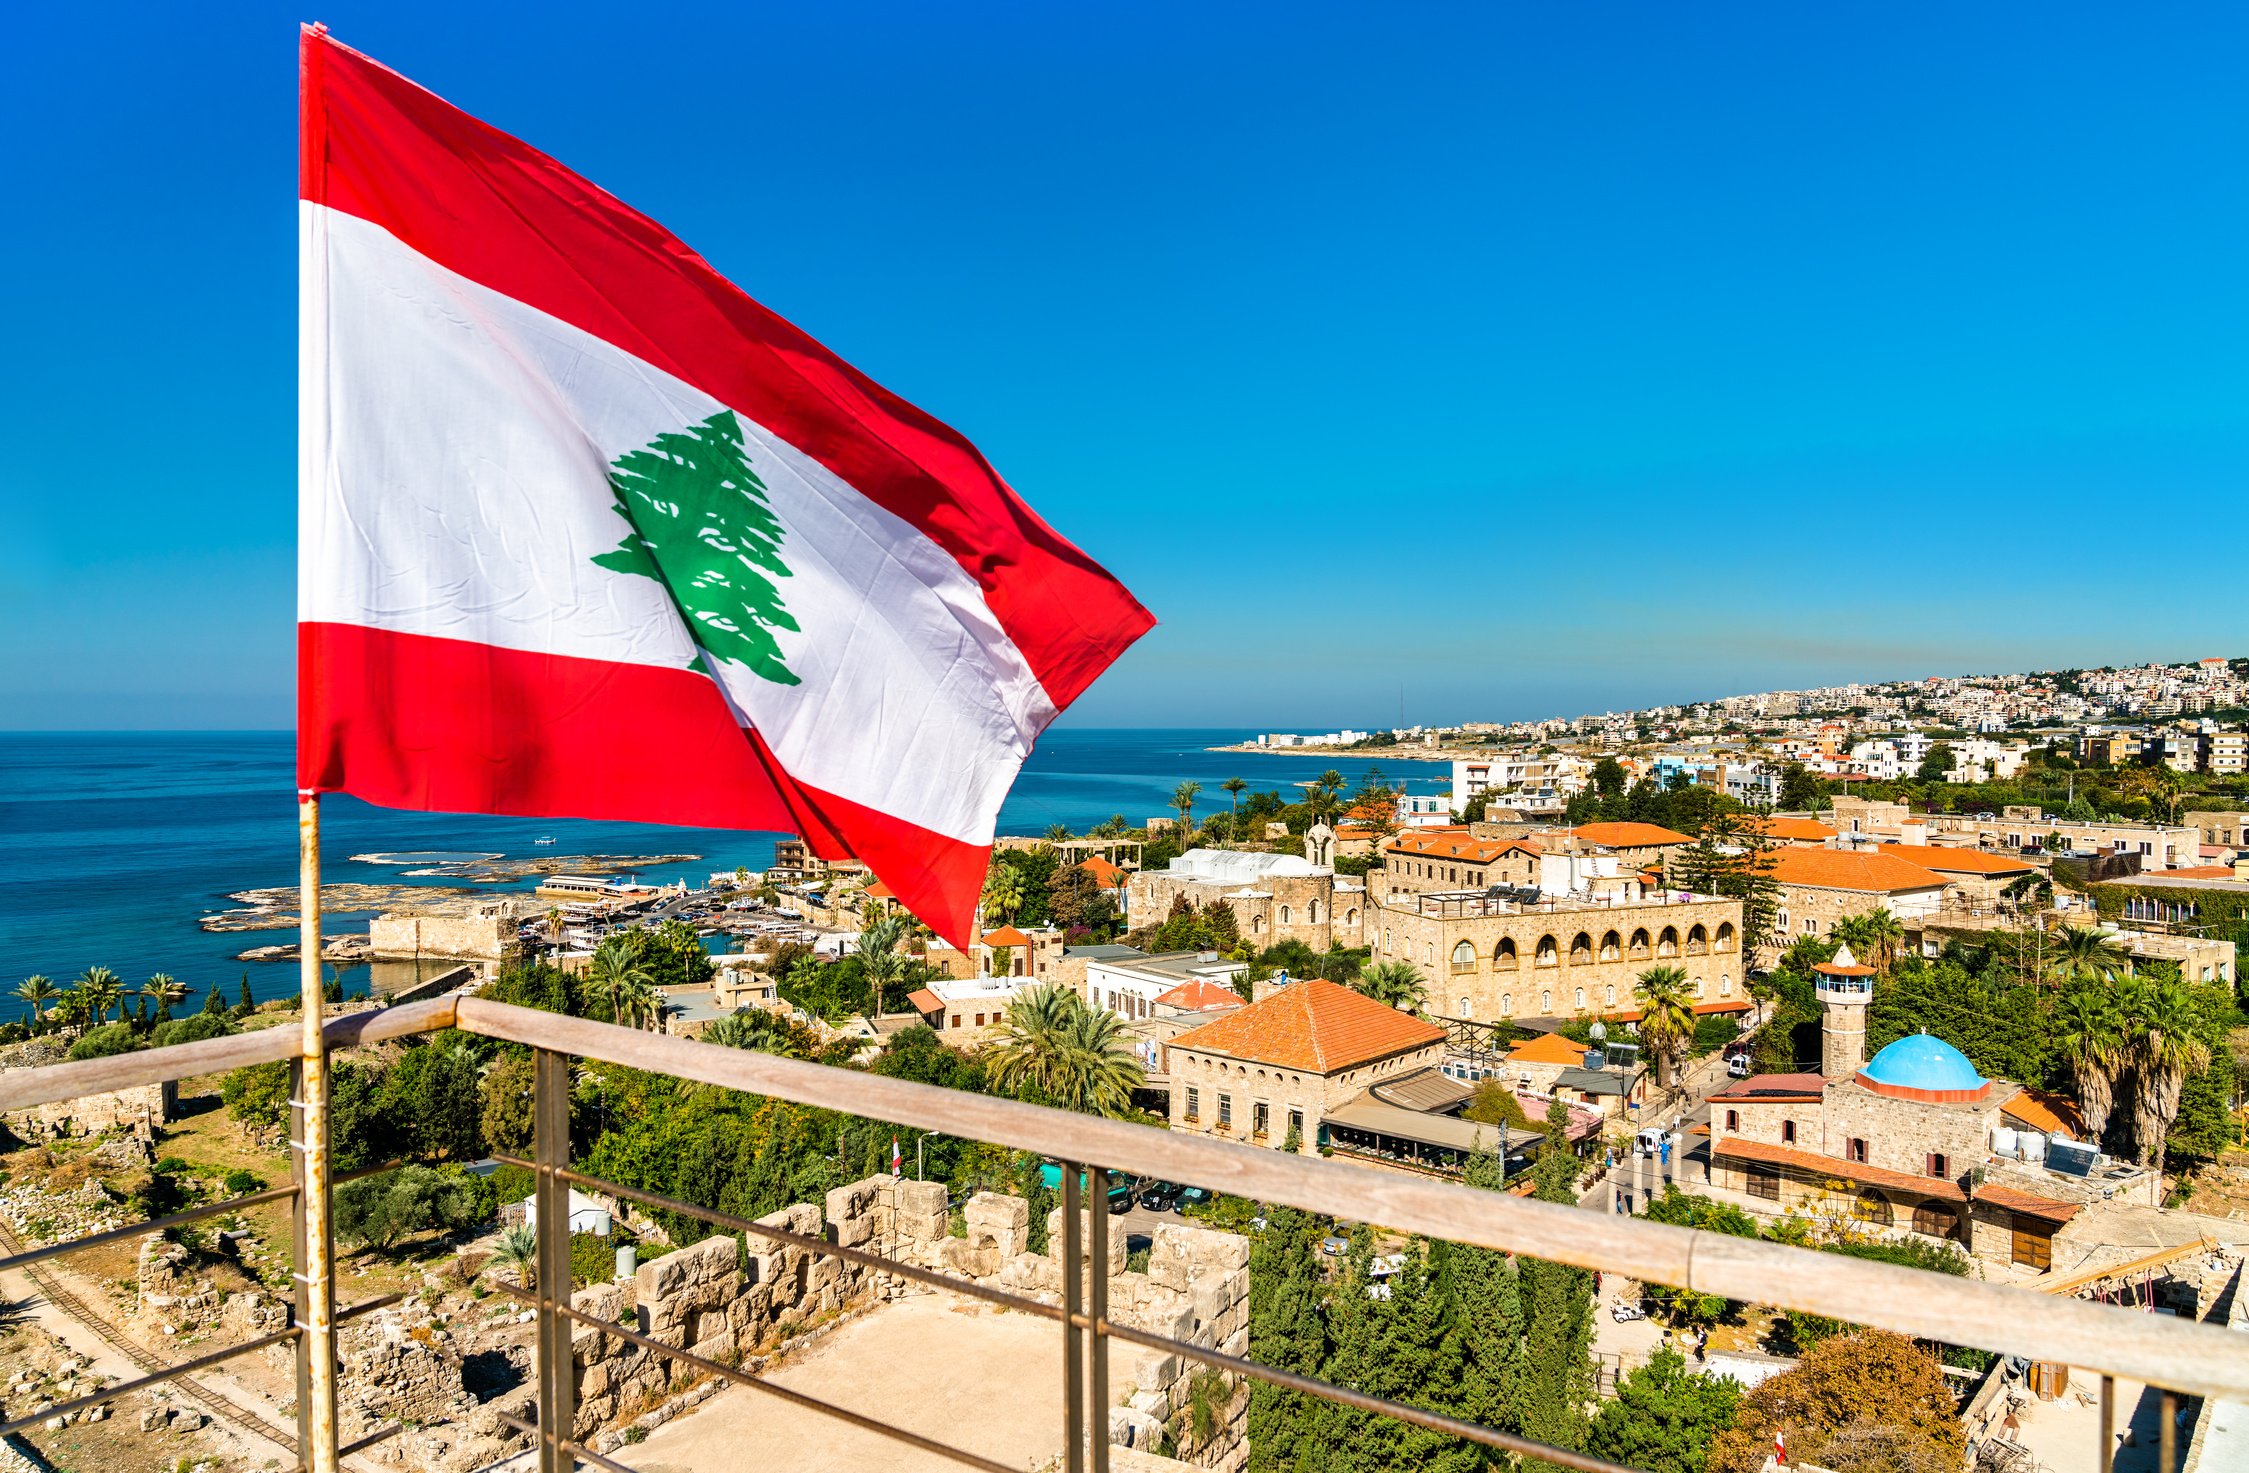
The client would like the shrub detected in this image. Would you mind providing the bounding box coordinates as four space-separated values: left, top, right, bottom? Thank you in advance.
68 1023 142 1061
570 1230 627 1288
151 1014 235 1049
222 1061 293 1130
223 1169 265 1196
333 1164 486 1252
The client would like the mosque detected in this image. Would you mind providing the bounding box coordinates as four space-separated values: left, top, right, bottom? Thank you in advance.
1703 945 2113 1275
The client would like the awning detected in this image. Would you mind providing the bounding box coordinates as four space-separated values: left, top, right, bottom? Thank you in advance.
1325 1097 1539 1155
1369 1067 1474 1114
906 988 945 1016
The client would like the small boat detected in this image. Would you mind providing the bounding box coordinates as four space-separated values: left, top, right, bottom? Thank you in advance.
534 836 557 846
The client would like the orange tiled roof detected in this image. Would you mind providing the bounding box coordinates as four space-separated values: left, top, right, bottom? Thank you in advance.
864 881 895 899
1608 997 1755 1024
2001 1087 2087 1138
1388 832 1539 864
1767 848 1948 894
1153 978 1244 1012
906 988 945 1015
1713 1136 1967 1201
1877 844 2036 877
1504 1031 1592 1066
1744 816 1838 843
1972 1182 2082 1223
1168 979 1445 1074
2161 866 2241 879
1076 856 1128 886
981 925 1032 948
1555 822 1695 849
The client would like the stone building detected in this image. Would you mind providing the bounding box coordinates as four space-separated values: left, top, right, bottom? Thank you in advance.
1370 888 1744 1023
1379 831 1544 898
1871 845 2037 907
1124 849 1365 950
1546 822 1697 870
369 899 529 962
1703 951 2109 1276
1164 980 1445 1153
1767 848 1948 941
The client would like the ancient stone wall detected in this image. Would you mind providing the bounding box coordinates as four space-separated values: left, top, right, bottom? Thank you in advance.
8 1082 173 1141
565 1176 1250 1471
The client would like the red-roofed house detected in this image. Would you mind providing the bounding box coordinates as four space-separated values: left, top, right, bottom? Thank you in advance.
1767 848 1949 938
1167 980 1446 1153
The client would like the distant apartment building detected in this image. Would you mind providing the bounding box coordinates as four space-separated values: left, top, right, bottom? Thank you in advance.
2203 731 2247 775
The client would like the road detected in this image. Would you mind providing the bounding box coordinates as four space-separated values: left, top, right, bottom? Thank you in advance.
1578 1049 1734 1217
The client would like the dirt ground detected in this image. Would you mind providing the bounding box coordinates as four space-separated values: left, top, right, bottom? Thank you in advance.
624 1296 1069 1473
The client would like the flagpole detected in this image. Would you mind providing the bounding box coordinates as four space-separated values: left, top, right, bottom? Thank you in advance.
298 790 340 1473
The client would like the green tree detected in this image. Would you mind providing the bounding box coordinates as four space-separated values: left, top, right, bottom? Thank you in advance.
479 1050 538 1157
1172 779 1203 838
981 862 1026 926
855 912 912 1015
2053 985 2127 1145
1246 1200 1333 1472
334 1164 486 1253
67 1022 141 1060
1220 776 1249 843
703 1008 818 1059
1709 1330 1964 1473
13 976 56 1027
1353 959 1427 1014
488 1222 540 1288
1517 1099 1594 1469
1632 965 1697 1089
1587 1345 1741 1473
1439 1147 1524 1437
2052 923 2128 986
585 936 658 1030
2128 981 2212 1173
74 966 122 1026
983 985 1141 1116
222 1060 293 1129
1916 743 1955 782
137 973 187 1023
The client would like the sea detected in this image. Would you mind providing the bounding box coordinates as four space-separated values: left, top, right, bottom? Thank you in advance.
0 730 1445 1019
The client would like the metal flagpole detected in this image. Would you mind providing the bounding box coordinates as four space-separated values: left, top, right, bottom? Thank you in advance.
298 792 341 1473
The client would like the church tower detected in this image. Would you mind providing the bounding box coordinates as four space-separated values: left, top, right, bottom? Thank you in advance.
1304 820 1335 868
1813 943 1877 1077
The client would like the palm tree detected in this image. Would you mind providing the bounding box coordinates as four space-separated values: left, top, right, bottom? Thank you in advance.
14 976 56 1028
1219 777 1248 845
981 864 1026 926
2054 986 2127 1147
140 974 188 1022
488 1223 539 1288
2052 924 2128 988
985 985 1142 1116
75 966 122 1026
542 908 565 949
584 937 657 1030
857 913 910 1016
703 1009 810 1059
2128 982 2211 1175
1855 909 1904 974
1171 780 1201 839
1353 960 1427 1014
1044 823 1073 843
1632 964 1698 1090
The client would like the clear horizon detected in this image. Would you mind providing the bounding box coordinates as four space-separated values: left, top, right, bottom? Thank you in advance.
7 3 2248 730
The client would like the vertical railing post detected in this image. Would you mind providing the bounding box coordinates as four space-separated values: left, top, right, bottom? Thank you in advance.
533 1048 576 1473
1061 1161 1084 1473
1089 1165 1109 1473
2100 1374 2114 1472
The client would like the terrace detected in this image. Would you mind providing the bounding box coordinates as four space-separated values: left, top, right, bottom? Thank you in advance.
0 994 2240 1473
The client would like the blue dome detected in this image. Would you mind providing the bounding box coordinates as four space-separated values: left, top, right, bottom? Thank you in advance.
1861 1032 1985 1093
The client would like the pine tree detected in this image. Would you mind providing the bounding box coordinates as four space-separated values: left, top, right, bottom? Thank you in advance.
1517 1100 1595 1470
1247 1201 1332 1472
1586 1344 1740 1473
202 984 225 1016
594 410 801 686
1435 1148 1523 1448
238 974 255 1015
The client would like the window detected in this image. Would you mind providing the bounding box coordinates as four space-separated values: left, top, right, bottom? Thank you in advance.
1253 1102 1269 1138
950 1014 961 1029
1536 936 1559 967
1802 918 1818 934
1458 995 1470 1016
1573 987 1586 1010
1724 1109 1739 1131
1289 1108 1303 1144
1308 901 1320 924
975 1013 986 1027
1495 939 1518 970
1185 1086 1199 1121
1540 989 1552 1012
1781 1120 1797 1145
1501 993 1514 1014
1854 1191 1894 1226
1604 985 1616 1006
1745 1164 1781 1201
1720 974 1733 997
1847 1138 1868 1164
1926 1152 1949 1179
1218 1094 1233 1128
1913 1202 1959 1239
1452 941 1477 974
1279 905 1291 925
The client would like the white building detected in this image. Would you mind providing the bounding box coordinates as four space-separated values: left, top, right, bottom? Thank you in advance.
1083 951 1248 1022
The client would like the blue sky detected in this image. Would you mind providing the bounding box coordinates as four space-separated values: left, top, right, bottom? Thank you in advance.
5 3 2246 731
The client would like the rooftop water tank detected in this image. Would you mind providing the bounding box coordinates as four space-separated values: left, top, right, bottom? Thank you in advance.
1991 1126 2020 1159
2019 1130 2047 1163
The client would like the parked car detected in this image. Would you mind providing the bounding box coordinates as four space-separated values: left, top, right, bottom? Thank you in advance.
1176 1185 1213 1214
1107 1176 1136 1214
1727 1053 1753 1078
1319 1235 1349 1256
1138 1181 1181 1212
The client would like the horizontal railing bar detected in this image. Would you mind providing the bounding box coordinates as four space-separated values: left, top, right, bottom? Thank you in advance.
491 1408 639 1473
1092 1312 1634 1473
0 1181 300 1273
452 997 2249 1402
490 1282 1019 1473
489 1156 1072 1328
0 1326 300 1439
336 1420 407 1458
0 996 461 1113
336 1291 406 1324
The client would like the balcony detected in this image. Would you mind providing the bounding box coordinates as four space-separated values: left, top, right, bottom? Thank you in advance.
0 994 2240 1473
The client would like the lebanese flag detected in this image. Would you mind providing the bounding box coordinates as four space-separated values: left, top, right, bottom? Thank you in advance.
297 29 1151 946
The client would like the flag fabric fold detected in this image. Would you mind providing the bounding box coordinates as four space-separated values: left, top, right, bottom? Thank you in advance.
298 28 1151 947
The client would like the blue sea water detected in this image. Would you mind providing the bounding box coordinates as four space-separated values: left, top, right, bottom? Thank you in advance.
0 730 1442 1016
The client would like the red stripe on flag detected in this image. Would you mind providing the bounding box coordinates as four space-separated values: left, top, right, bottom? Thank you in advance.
301 29 1152 714
298 623 992 945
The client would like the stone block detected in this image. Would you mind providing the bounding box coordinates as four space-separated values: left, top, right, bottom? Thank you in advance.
938 1236 1000 1281
1124 1346 1180 1392
890 1178 947 1218
830 1212 875 1250
690 1328 737 1366
897 1207 950 1243
964 1191 1029 1257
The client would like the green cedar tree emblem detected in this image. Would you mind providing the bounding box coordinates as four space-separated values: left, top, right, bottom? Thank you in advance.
593 409 801 687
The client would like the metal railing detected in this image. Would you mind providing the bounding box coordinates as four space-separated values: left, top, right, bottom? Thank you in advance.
1 992 2240 1473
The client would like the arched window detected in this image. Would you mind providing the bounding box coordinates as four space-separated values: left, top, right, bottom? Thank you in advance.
1775 911 1790 934
1720 973 1733 996
1308 900 1320 924
1494 938 1518 970
1535 935 1559 967
1687 924 1708 956
1658 926 1679 958
1501 992 1514 1014
1854 1191 1894 1227
1457 994 1470 1016
1604 984 1616 1006
1693 977 1705 998
1570 932 1593 965
1346 908 1359 926
1278 905 1291 925
1451 941 1476 973
1573 987 1586 1010
1781 1120 1797 1144
1600 930 1621 961
1252 915 1265 934
1425 942 1435 965
1540 989 1552 1013
1716 922 1736 953
1629 929 1651 960
1383 929 1392 952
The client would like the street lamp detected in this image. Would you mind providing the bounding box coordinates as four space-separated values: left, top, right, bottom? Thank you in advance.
916 1130 940 1181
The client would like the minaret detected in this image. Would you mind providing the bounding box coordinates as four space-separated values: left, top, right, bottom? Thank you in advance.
1813 943 1877 1077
